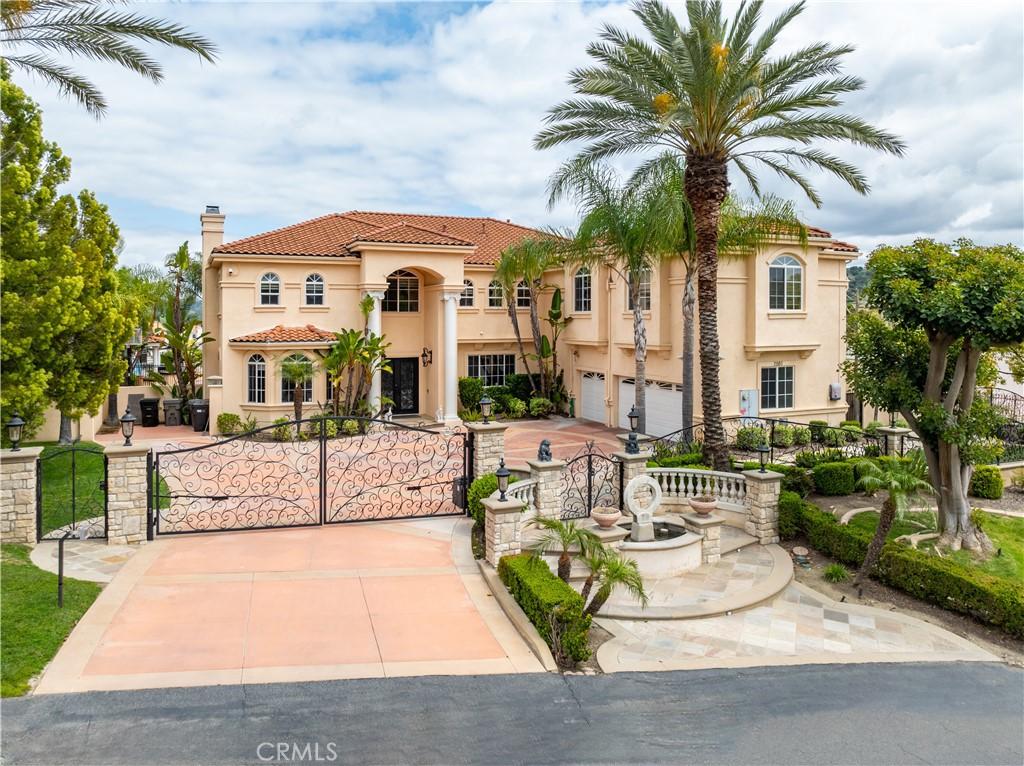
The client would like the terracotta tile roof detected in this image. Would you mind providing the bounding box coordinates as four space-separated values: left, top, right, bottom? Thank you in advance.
230 325 336 344
345 221 475 247
824 239 859 253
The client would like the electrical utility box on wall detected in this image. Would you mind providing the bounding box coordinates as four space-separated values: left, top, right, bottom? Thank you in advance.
739 389 759 420
829 383 842 401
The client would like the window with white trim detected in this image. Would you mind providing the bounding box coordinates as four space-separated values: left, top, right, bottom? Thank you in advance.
382 270 419 312
574 267 592 312
468 354 516 387
305 273 324 305
260 273 280 305
460 279 474 307
279 354 313 403
488 280 503 308
769 255 803 310
247 354 266 403
627 269 651 311
760 365 794 410
516 281 531 308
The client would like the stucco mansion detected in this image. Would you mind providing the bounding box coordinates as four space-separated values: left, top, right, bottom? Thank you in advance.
199 206 858 435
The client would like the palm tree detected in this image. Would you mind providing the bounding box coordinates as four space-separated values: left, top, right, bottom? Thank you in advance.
582 553 648 617
853 452 934 583
279 355 315 423
536 0 905 469
494 244 537 390
531 516 601 582
1 0 217 117
548 159 667 434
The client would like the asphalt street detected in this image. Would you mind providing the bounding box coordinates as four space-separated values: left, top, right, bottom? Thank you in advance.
2 662 1022 765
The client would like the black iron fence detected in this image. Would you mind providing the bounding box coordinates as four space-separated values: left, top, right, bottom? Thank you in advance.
558 441 623 520
36 443 107 541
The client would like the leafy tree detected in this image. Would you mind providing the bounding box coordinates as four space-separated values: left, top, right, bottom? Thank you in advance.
536 0 904 468
841 239 1024 551
852 451 934 583
846 264 871 307
494 245 537 389
1 0 217 117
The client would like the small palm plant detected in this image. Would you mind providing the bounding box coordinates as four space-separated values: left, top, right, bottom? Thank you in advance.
279 355 315 424
531 516 601 582
854 452 935 583
582 554 648 617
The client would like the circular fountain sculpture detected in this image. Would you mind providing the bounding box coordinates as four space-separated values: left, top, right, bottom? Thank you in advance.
619 474 702 577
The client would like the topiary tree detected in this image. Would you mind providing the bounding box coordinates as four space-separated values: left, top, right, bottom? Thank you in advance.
842 239 1024 552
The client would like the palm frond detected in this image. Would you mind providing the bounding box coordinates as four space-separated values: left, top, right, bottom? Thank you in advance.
2 51 106 114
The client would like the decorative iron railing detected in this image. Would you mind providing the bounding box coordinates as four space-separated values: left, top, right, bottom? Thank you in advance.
558 441 623 520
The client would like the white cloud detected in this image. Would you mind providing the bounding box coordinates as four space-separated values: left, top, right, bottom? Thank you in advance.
16 0 1023 266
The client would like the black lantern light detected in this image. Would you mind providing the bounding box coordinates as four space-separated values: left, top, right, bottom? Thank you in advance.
5 412 25 451
479 395 493 424
625 404 640 455
120 407 137 447
421 347 433 367
756 444 770 472
496 457 510 501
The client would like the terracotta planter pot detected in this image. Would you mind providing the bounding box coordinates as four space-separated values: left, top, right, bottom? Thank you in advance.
688 496 717 516
591 507 623 529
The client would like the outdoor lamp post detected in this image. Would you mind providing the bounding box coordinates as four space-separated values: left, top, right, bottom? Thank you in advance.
756 444 770 472
479 395 493 424
625 405 640 455
496 457 510 501
120 408 136 447
5 412 25 451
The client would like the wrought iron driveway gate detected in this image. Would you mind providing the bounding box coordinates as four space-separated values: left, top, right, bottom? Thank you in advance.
151 417 470 535
37 442 108 541
559 441 623 520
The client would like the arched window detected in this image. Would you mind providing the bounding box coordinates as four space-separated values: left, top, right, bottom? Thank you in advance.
382 270 419 312
260 273 280 305
247 354 266 403
459 279 474 307
488 280 503 308
279 353 313 403
627 269 651 311
574 267 592 313
769 255 803 310
305 274 324 305
516 281 531 308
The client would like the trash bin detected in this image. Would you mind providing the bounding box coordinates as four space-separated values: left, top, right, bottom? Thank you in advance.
140 397 160 427
163 398 183 427
189 399 210 432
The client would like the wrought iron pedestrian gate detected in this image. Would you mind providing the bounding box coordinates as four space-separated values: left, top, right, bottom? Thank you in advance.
150 417 470 535
37 442 108 541
558 441 623 520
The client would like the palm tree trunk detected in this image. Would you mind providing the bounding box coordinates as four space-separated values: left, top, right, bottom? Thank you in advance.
583 583 612 617
528 283 546 397
507 304 535 384
856 497 896 583
557 551 572 583
631 278 648 435
580 573 596 604
681 261 696 435
293 382 302 423
685 155 730 471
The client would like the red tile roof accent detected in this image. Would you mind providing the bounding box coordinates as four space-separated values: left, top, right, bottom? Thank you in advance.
230 325 336 344
345 221 475 247
824 240 859 253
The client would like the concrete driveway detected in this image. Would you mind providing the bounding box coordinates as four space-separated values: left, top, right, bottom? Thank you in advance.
503 417 623 469
35 518 543 693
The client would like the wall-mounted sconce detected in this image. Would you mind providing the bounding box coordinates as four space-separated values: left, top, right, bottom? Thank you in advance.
421 347 433 367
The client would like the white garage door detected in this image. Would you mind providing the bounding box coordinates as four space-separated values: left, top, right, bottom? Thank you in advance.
618 378 684 436
580 372 606 423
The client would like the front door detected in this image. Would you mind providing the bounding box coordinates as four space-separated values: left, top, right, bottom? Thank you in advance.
383 357 419 415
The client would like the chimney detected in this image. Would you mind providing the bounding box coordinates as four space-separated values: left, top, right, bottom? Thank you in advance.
200 205 225 260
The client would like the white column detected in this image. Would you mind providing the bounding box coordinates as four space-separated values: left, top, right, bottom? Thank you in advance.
442 290 460 422
364 290 385 413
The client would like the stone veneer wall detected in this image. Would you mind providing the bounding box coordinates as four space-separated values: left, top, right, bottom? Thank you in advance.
0 447 43 544
105 444 150 545
464 421 508 480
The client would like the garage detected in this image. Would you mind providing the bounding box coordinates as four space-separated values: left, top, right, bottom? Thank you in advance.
618 378 685 436
579 372 607 424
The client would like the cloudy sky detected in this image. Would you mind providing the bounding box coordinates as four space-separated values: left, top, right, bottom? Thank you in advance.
16 0 1024 266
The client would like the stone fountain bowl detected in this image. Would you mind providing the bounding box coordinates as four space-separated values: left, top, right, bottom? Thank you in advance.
618 519 703 578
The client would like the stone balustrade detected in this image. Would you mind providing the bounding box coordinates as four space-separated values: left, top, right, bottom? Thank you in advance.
490 478 539 519
645 468 748 510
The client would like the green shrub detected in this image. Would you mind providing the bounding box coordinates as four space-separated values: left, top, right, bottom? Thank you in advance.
772 424 795 448
484 384 511 403
529 397 554 417
840 421 864 442
460 409 483 422
468 474 498 526
862 443 882 458
812 461 855 495
216 413 242 435
735 425 767 450
795 449 845 469
893 418 909 428
864 420 885 436
271 417 292 442
504 397 527 419
657 453 704 468
458 377 484 411
809 420 829 442
822 428 847 448
969 465 1003 500
800 502 871 566
778 490 804 540
840 420 861 430
341 419 360 436
307 415 339 438
824 563 850 583
505 373 539 402
498 553 591 663
792 426 811 446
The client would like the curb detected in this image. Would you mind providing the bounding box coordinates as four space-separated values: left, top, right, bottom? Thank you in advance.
475 559 558 672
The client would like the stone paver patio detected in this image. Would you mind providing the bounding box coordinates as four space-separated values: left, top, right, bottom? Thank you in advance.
30 540 137 583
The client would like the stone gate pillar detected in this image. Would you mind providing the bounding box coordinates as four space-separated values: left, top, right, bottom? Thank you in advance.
482 495 525 566
105 444 150 545
1 447 43 544
464 421 508 479
742 469 783 544
877 426 911 457
528 457 566 521
613 450 652 508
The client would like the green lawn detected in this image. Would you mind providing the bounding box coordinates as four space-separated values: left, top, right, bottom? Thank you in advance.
30 441 107 538
1 544 101 696
846 509 937 541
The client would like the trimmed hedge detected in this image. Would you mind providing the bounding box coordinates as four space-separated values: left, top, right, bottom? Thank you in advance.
458 377 484 410
795 448 845 469
467 473 518 526
216 412 242 435
529 397 555 417
812 461 855 495
498 553 591 662
969 465 1003 500
741 462 814 498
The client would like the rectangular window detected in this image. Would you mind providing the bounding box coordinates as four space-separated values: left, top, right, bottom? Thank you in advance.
488 282 503 308
516 282 531 308
382 272 419 312
281 377 313 404
468 354 516 387
627 269 652 311
760 365 794 410
574 269 592 313
460 281 474 307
